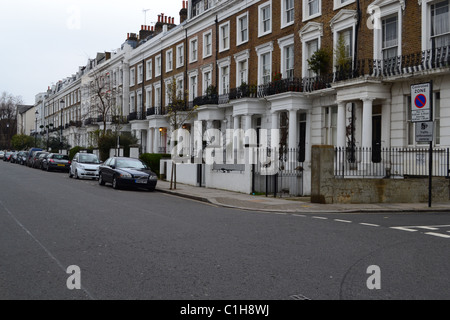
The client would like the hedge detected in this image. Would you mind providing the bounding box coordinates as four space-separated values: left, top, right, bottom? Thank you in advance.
139 153 171 176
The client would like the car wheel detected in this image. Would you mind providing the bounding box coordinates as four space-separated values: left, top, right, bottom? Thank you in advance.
112 176 120 190
147 187 156 192
98 173 105 186
46 165 51 172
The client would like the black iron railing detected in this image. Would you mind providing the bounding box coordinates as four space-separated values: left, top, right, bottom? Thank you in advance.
335 147 450 178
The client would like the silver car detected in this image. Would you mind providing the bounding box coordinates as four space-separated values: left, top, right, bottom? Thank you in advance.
69 153 101 180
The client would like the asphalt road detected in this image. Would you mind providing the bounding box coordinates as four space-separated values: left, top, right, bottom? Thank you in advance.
0 160 449 300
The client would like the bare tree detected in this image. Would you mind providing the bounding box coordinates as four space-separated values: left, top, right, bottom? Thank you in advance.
165 77 198 190
83 70 117 137
0 92 22 149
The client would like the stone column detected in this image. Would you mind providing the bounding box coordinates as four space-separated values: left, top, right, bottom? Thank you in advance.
362 98 374 149
337 101 347 148
288 109 297 150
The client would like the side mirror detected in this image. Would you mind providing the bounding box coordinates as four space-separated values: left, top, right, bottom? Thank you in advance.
110 165 115 169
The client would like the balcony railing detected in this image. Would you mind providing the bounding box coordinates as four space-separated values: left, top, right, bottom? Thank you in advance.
84 118 97 126
227 46 450 101
111 116 129 124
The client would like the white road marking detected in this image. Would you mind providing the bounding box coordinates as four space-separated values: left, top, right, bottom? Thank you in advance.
293 214 306 217
359 223 380 227
424 232 450 239
416 226 439 230
390 227 418 232
334 219 352 223
312 216 328 220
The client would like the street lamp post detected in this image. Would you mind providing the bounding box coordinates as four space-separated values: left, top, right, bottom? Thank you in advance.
35 110 39 147
6 123 10 150
46 123 53 151
60 100 65 151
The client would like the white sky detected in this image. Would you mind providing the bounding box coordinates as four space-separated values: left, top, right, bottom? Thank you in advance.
0 0 183 105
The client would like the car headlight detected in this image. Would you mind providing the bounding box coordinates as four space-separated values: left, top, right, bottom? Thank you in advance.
148 175 157 181
120 173 132 178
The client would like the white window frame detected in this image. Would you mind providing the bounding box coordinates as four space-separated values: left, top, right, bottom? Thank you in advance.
153 83 161 110
219 21 230 52
129 92 136 113
190 37 198 63
146 59 153 81
201 64 213 95
420 0 450 50
255 42 274 85
303 0 322 22
369 0 404 61
175 74 184 100
237 12 249 46
188 70 199 102
281 0 295 28
136 89 143 113
155 55 162 77
334 0 356 10
217 57 231 95
137 64 143 84
330 10 358 68
259 1 272 37
145 86 153 109
278 34 295 79
299 22 323 77
130 67 136 87
203 30 213 58
166 49 173 73
164 78 173 106
176 44 184 69
234 49 250 87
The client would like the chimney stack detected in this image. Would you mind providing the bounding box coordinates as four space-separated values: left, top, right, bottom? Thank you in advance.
180 1 188 23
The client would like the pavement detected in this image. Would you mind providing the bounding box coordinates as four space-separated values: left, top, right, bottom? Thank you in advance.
156 179 450 213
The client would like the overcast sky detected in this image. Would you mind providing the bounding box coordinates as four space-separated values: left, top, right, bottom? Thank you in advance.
0 0 183 105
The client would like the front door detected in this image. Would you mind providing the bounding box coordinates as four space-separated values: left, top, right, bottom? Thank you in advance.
372 114 382 163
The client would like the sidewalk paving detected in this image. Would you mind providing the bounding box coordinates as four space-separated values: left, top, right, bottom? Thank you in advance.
156 180 450 214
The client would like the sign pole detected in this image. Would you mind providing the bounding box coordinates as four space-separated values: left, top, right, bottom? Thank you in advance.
428 81 433 208
411 81 433 207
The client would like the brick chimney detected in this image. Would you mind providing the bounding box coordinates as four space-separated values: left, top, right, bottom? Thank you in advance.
180 1 188 23
139 25 154 40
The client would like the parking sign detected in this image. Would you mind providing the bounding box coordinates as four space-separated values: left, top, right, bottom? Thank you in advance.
411 83 432 122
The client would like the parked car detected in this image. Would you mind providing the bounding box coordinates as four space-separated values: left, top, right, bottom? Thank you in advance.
41 153 70 172
0 151 4 159
98 157 157 191
34 152 49 169
26 148 43 167
17 151 27 165
3 151 13 162
10 152 19 163
30 151 47 168
69 152 101 180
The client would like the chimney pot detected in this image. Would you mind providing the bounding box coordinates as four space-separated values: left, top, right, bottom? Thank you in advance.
182 1 185 9
165 16 167 23
158 15 161 22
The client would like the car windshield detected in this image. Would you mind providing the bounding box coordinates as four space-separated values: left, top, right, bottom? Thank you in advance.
115 159 147 169
79 154 100 164
53 155 69 160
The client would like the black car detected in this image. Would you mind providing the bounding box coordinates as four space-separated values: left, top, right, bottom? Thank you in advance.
98 157 157 191
42 153 70 172
34 152 49 169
